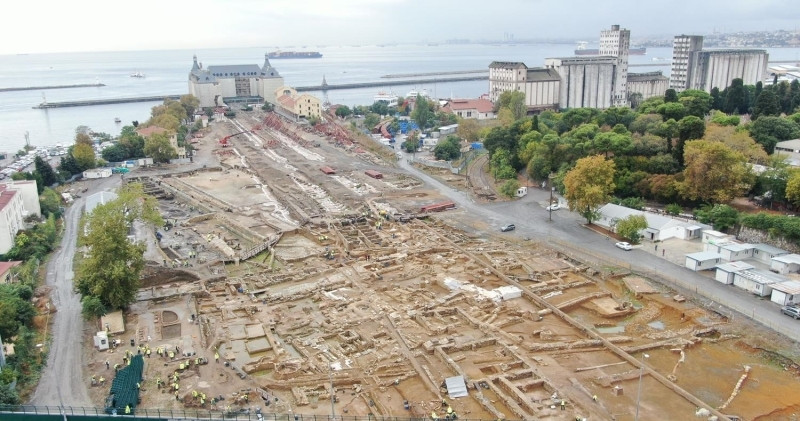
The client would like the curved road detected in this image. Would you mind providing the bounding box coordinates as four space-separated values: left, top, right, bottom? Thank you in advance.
31 177 120 408
398 156 800 343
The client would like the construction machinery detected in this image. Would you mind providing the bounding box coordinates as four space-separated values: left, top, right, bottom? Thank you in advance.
219 130 249 147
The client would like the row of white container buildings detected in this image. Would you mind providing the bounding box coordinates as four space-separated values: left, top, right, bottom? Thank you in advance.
685 230 800 307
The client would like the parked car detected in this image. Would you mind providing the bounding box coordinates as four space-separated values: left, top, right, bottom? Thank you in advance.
615 241 633 251
500 224 516 232
781 306 800 319
546 203 561 211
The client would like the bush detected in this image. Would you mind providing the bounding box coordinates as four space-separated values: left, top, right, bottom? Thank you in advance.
695 204 739 232
499 180 521 198
740 213 800 243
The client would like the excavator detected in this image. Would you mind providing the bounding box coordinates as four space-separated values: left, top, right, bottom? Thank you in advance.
218 130 249 147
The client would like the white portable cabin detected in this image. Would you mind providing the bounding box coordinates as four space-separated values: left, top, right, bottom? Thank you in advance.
717 243 754 262
752 243 788 264
685 251 722 271
714 261 754 284
770 254 800 274
82 168 112 179
770 280 800 306
733 269 784 297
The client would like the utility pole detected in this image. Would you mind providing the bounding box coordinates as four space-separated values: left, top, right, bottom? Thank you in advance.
635 353 650 421
549 187 554 222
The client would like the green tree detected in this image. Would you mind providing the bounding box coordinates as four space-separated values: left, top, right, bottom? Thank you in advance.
490 148 516 180
74 183 162 310
616 214 647 244
752 88 781 120
335 106 352 118
101 144 128 162
675 115 705 165
144 133 177 163
564 155 616 223
695 204 740 232
179 94 200 118
665 203 682 216
499 179 521 199
709 110 740 126
364 113 381 129
785 169 800 208
34 155 57 187
0 380 20 405
411 96 435 130
656 102 686 121
81 295 107 320
495 91 527 120
679 140 752 204
724 78 747 114
401 132 419 153
456 118 481 143
39 187 62 218
433 135 461 161
664 89 678 103
72 143 96 171
678 89 713 118
749 116 800 154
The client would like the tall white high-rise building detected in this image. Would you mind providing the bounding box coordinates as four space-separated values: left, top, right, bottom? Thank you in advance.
599 25 630 106
670 35 704 92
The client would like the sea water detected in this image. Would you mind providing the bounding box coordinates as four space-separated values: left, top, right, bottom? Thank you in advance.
0 44 798 152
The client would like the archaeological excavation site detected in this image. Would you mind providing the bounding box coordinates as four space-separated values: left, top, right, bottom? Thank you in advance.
86 111 800 421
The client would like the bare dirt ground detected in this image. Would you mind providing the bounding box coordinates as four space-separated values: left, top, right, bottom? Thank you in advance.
83 111 800 421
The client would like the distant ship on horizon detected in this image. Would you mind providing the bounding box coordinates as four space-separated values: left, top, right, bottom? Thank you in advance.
268 51 323 59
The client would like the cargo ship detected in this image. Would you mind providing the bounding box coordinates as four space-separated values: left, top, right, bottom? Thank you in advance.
267 51 323 59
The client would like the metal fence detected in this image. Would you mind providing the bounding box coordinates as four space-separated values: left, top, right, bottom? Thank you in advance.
0 405 505 421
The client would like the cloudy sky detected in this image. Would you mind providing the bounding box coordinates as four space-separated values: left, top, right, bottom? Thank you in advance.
2 0 799 54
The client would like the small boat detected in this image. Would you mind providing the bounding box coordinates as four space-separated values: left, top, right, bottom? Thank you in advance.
114 117 122 123
130 71 145 78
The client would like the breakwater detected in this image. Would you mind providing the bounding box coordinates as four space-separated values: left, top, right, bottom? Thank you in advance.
32 76 488 108
381 70 487 78
295 75 488 92
1 83 105 92
34 95 181 109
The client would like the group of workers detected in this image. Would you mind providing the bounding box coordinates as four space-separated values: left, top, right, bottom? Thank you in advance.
430 400 458 420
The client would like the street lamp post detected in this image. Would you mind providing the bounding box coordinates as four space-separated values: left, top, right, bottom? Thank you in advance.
635 353 650 421
548 187 555 222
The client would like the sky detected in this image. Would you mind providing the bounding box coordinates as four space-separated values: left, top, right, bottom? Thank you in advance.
2 0 799 54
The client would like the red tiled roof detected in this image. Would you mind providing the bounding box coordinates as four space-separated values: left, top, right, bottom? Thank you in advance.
0 190 17 211
445 98 494 114
277 94 296 109
0 261 21 277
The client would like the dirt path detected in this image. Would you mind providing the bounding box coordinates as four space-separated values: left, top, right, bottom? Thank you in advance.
30 176 121 407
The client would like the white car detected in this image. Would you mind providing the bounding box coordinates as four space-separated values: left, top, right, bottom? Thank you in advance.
546 203 561 211
615 241 633 251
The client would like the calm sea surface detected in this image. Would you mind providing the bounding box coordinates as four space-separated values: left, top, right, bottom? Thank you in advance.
0 44 799 152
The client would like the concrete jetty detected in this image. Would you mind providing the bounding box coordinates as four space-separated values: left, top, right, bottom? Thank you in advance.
34 95 181 109
381 69 487 79
1 83 105 92
32 76 487 108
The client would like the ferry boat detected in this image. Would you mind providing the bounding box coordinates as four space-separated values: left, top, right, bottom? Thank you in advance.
373 92 398 107
130 71 145 78
114 117 122 123
406 89 430 99
267 51 323 59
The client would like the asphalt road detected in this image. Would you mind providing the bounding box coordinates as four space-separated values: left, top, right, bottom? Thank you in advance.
398 156 800 343
30 176 120 408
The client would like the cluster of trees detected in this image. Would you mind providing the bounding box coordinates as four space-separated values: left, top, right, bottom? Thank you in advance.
101 95 201 164
58 127 101 177
0 189 63 404
483 80 800 215
75 183 162 319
